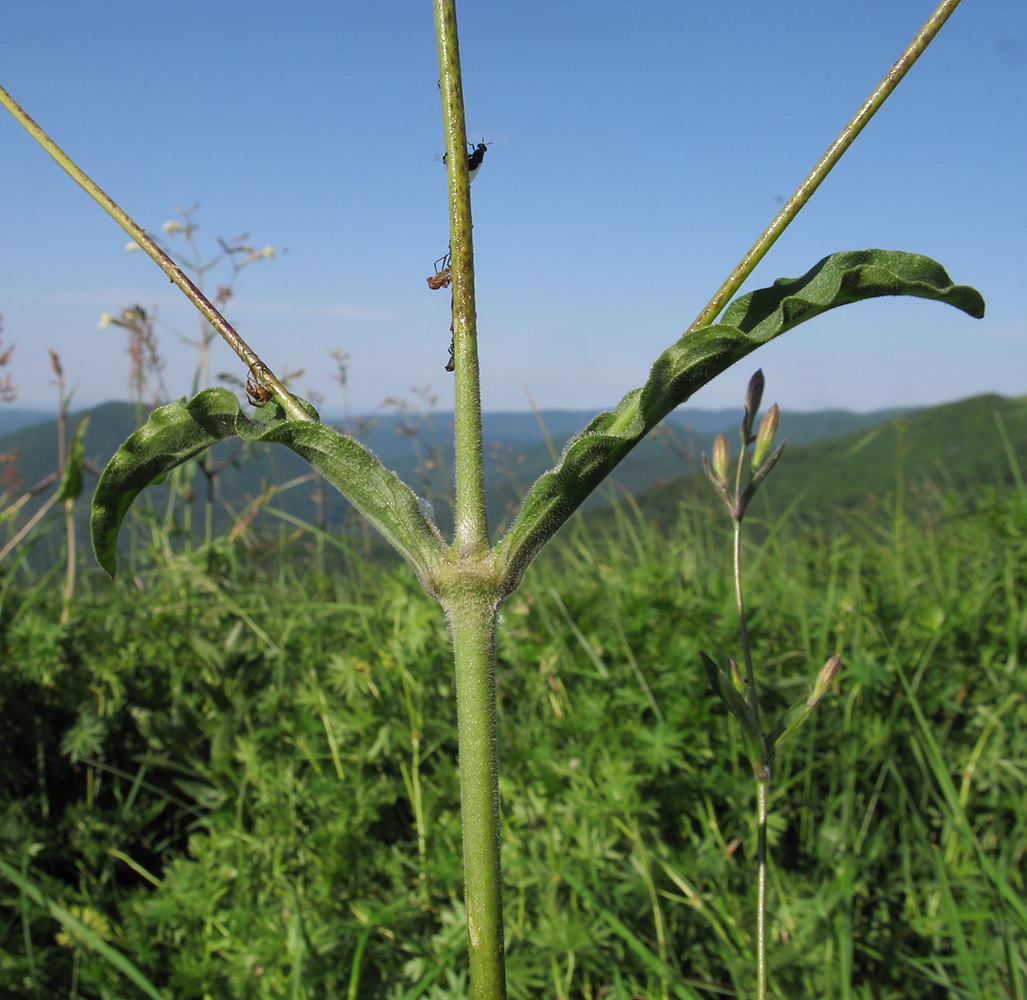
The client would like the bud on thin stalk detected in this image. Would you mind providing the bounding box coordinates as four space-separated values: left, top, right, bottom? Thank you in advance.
809 654 842 707
712 433 730 485
752 403 780 470
742 369 765 443
728 658 746 696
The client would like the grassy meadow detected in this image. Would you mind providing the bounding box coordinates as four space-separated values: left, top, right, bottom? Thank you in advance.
1 405 1026 999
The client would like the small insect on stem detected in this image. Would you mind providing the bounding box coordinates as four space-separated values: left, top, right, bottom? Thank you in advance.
446 323 455 374
427 250 452 291
440 139 491 183
246 365 273 407
465 141 488 182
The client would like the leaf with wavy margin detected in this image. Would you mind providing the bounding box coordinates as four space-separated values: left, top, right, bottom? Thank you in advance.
91 389 446 587
494 250 984 593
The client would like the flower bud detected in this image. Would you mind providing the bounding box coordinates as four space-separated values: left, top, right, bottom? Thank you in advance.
742 369 764 442
808 654 841 707
752 403 780 469
712 433 730 484
728 658 746 695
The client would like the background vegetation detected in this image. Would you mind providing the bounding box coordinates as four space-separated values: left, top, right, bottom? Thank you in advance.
1 392 1025 998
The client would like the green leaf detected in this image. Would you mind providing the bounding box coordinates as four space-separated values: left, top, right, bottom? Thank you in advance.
91 391 239 576
700 651 765 773
91 388 446 587
495 250 984 590
232 416 447 591
55 412 90 502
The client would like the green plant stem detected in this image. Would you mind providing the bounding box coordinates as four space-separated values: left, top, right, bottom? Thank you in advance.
731 466 770 997
689 0 964 332
756 776 769 1000
0 84 310 423
435 12 505 994
733 519 760 729
435 0 488 556
443 587 506 1000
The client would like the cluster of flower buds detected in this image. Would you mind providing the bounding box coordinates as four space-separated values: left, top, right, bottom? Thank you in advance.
703 369 785 521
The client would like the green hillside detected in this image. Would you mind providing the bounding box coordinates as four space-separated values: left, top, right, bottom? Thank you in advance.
5 394 1016 565
633 393 1027 527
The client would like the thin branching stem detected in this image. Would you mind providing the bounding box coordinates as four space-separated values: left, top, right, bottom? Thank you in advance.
0 84 310 422
727 415 772 998
688 0 965 332
756 777 769 1000
733 518 760 729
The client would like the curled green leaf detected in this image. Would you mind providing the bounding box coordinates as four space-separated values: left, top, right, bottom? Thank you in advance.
91 388 445 588
495 250 984 592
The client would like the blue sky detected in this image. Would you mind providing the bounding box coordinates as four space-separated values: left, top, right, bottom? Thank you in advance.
1 1 1024 416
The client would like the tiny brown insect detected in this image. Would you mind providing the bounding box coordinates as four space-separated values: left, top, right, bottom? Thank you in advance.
427 250 452 291
427 268 452 290
246 367 272 407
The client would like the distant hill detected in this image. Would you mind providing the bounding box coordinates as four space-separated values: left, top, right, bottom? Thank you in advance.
631 393 1027 529
0 408 53 436
0 400 914 547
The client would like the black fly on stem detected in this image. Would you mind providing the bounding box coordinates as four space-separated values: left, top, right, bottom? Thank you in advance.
437 139 490 182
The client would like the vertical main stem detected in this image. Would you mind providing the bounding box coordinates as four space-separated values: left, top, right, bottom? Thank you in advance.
435 0 488 556
434 3 505 994
434 4 505 995
447 592 506 999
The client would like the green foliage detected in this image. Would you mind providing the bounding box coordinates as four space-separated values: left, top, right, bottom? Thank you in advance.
2 475 1024 998
91 389 446 588
496 250 984 591
88 251 983 602
633 393 1027 533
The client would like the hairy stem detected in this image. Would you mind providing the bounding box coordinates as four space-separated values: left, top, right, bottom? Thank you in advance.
435 0 488 556
435 4 506 997
689 0 965 332
444 588 506 999
0 84 310 422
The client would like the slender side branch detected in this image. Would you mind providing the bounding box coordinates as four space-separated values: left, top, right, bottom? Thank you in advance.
435 0 489 555
755 777 769 999
733 523 760 728
688 0 965 332
0 84 310 422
